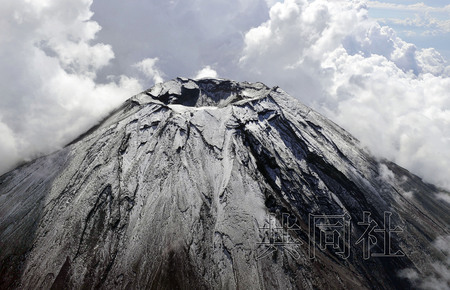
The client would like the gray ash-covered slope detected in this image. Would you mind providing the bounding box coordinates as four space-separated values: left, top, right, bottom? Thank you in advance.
0 78 449 289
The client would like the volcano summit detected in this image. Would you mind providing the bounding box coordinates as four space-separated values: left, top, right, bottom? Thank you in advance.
0 78 448 289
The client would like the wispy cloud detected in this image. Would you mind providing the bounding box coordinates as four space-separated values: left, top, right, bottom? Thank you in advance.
399 234 450 289
367 1 450 13
376 15 450 35
368 1 450 36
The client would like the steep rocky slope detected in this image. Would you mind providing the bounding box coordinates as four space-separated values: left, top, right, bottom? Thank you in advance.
0 78 448 289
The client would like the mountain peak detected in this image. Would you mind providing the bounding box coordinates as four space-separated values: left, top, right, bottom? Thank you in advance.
133 77 274 108
0 78 448 289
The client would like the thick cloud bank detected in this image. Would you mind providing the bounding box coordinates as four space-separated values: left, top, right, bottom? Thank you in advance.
0 0 143 173
1 0 450 190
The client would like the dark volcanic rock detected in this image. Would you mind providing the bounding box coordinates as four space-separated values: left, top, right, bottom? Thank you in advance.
0 78 448 289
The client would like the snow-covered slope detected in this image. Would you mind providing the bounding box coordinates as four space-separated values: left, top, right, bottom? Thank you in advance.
0 78 448 289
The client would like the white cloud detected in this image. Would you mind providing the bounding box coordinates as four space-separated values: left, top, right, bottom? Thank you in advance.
367 1 450 13
377 15 450 35
379 164 395 182
0 0 143 174
134 58 164 84
436 192 450 204
368 1 450 37
0 122 19 174
194 66 218 79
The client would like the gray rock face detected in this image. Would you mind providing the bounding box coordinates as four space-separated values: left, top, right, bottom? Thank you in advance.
0 78 448 289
